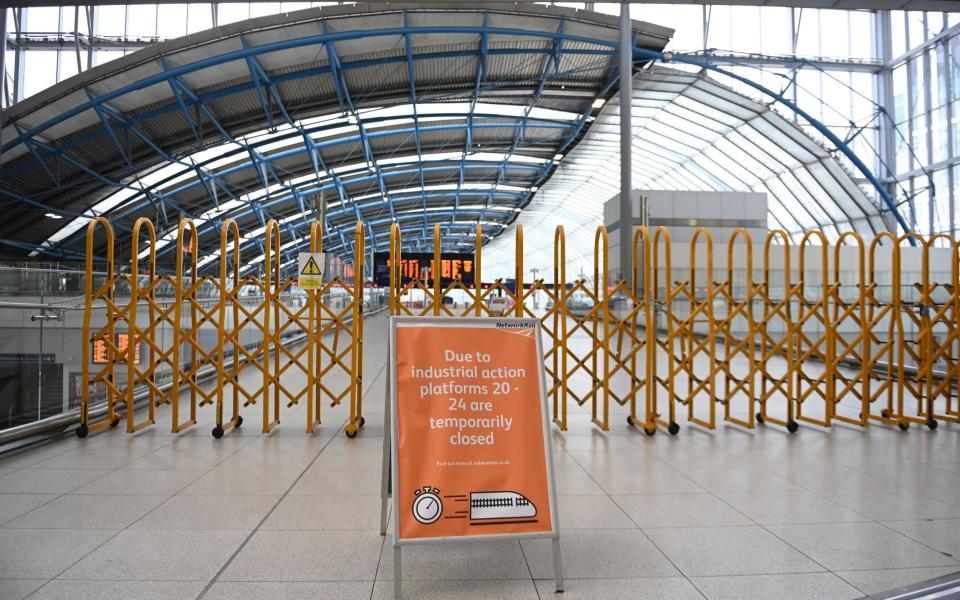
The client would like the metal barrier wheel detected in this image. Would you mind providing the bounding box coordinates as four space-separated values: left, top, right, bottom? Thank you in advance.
898 422 910 431
212 425 224 439
76 425 89 438
359 416 366 427
668 422 680 435
111 417 120 428
755 413 765 425
927 418 938 430
786 421 799 434
235 416 243 428
345 422 359 438
643 423 656 436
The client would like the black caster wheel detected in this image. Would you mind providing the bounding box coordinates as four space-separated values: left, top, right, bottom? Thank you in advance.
76 424 89 438
927 418 938 431
786 420 799 434
345 427 358 438
110 417 121 428
756 412 765 425
358 416 366 427
881 409 893 418
643 424 656 436
898 422 909 432
235 415 243 428
627 415 636 427
668 422 680 436
212 425 224 439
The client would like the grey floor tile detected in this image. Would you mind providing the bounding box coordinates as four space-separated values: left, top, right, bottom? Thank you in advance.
206 581 373 600
70 469 205 496
717 490 869 525
122 448 229 471
819 488 960 521
58 529 248 581
551 467 605 495
779 465 899 491
178 468 302 496
131 494 280 531
0 528 117 579
290 468 384 495
644 526 823 577
567 450 671 472
533 577 702 600
262 494 381 530
0 579 45 600
882 519 960 557
691 573 861 600
556 495 635 529
0 494 57 525
27 580 207 600
919 486 960 507
0 469 111 494
221 530 383 581
28 448 149 470
683 467 802 494
613 493 752 528
378 540 530 580
3 494 167 529
836 566 960 595
591 468 703 495
372 579 538 599
521 529 679 579
767 522 959 571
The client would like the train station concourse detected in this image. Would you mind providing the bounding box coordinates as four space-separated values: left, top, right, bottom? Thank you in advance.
2 2 960 599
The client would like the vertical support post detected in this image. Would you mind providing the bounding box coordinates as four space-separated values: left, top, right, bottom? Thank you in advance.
475 224 483 316
874 11 899 233
552 536 565 593
433 223 441 316
394 545 402 600
618 1 633 288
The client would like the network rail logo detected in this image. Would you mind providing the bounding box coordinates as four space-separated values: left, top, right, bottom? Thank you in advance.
495 321 533 329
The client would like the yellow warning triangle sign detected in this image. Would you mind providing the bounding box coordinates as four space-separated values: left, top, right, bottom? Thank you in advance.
301 256 322 275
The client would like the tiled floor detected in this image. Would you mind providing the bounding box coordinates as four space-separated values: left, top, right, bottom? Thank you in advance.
1 314 959 599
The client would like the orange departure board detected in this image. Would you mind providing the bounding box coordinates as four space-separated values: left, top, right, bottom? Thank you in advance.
373 252 475 287
92 333 140 364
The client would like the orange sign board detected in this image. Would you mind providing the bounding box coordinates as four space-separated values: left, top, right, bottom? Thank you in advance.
389 317 558 543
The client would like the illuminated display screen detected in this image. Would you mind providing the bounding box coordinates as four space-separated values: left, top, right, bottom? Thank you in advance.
373 252 475 287
92 333 141 364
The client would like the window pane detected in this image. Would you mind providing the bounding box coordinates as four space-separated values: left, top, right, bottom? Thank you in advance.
187 4 213 34
126 5 157 38
891 11 906 57
25 7 60 32
217 3 250 25
158 4 188 38
96 6 126 37
22 52 57 98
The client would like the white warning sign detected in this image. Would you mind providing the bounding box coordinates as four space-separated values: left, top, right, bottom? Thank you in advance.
298 252 325 290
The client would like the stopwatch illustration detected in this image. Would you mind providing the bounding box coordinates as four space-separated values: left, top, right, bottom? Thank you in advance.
412 485 443 524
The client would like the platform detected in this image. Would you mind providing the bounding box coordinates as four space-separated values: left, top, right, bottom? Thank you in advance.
1 314 959 600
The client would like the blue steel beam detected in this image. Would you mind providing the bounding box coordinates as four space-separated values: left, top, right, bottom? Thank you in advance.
3 21 632 262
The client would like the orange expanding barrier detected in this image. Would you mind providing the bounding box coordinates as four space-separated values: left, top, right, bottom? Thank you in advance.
79 217 367 439
81 217 960 439
386 224 959 435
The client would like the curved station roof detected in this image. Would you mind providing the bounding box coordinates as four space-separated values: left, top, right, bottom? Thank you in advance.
0 3 671 274
0 2 886 277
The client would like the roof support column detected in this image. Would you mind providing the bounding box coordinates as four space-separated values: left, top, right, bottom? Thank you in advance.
875 10 900 233
619 1 632 287
1 9 6 161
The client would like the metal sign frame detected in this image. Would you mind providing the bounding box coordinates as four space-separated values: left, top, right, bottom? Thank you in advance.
381 315 563 600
